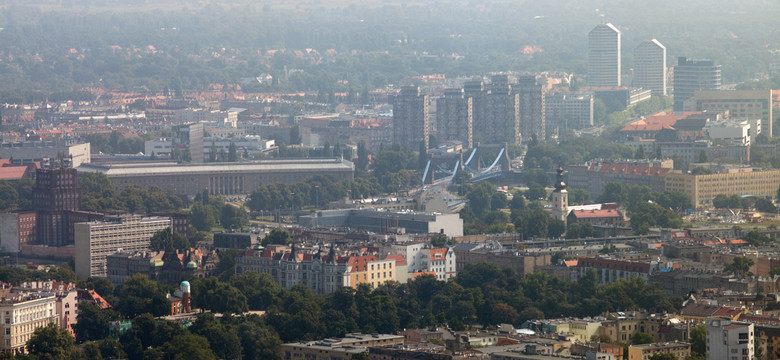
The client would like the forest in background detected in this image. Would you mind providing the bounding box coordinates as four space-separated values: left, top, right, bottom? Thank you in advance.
0 0 777 95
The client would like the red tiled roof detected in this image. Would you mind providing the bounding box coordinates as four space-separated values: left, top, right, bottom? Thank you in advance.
429 248 447 261
385 254 407 266
347 255 377 272
621 111 700 132
0 166 29 180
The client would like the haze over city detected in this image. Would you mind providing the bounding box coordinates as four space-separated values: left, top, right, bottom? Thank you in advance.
0 1 778 359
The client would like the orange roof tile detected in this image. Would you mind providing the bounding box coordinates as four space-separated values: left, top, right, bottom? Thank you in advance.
621 111 700 132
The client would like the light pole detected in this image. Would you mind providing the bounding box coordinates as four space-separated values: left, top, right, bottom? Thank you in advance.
315 185 320 209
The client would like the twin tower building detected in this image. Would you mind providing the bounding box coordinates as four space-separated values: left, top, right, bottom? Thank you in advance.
589 23 722 111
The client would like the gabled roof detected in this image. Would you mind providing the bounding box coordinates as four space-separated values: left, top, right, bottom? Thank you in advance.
621 111 699 132
385 254 407 266
569 208 622 219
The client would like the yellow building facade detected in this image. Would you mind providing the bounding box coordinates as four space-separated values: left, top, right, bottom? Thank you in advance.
664 169 780 208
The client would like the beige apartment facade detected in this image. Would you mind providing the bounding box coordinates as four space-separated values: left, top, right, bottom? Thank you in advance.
0 294 57 354
664 169 780 208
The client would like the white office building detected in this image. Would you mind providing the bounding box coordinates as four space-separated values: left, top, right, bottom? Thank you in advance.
588 23 621 87
633 39 667 96
705 317 753 360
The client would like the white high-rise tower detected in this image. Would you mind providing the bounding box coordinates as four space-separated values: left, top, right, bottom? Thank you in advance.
634 39 667 96
588 23 621 87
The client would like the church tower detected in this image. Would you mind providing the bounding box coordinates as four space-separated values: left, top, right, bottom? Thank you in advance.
551 167 568 223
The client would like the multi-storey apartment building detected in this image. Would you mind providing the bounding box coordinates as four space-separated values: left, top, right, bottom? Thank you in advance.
393 85 429 150
705 317 753 360
574 257 655 285
545 91 594 132
436 88 473 149
0 212 36 253
74 214 171 279
628 342 690 360
0 293 57 354
516 75 546 140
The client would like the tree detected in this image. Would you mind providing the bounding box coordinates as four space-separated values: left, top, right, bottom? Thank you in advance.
697 150 708 163
568 188 591 205
26 323 76 359
290 125 301 145
191 202 217 231
524 168 550 187
190 314 242 360
565 223 596 239
548 219 566 238
228 142 239 162
724 256 755 277
631 332 655 345
150 227 189 252
161 333 218 360
261 228 292 246
356 141 369 171
756 198 777 213
690 166 713 175
745 230 771 246
712 194 741 209
689 324 706 357
649 353 679 360
73 302 120 342
524 183 547 201
221 204 248 230
115 274 171 318
634 146 645 159
630 202 683 235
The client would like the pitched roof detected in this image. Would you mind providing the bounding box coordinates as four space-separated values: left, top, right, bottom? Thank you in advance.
385 254 407 266
621 111 700 132
570 209 622 219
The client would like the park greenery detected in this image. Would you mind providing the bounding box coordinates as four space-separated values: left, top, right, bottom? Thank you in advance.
457 180 689 237
3 263 682 360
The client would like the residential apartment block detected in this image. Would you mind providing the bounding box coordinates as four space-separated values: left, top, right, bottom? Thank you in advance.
705 317 753 360
627 342 690 360
393 85 429 150
574 257 654 285
436 88 473 149
0 293 57 354
516 75 546 140
74 214 171 279
544 92 594 132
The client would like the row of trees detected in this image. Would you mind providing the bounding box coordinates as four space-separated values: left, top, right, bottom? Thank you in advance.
79 173 184 214
59 263 680 360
